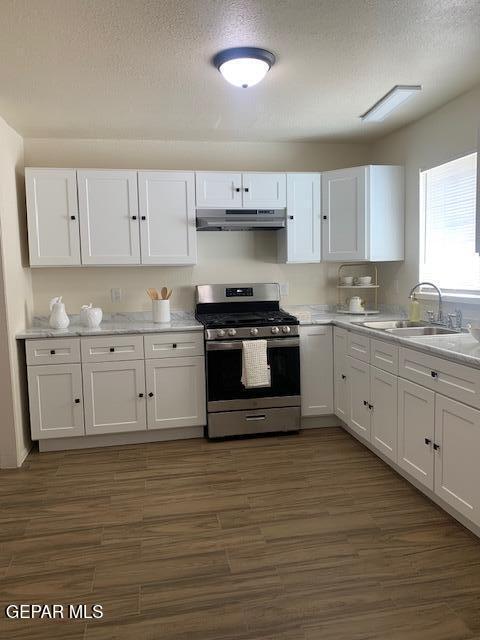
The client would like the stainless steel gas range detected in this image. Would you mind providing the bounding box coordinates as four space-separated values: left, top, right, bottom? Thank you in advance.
195 283 301 439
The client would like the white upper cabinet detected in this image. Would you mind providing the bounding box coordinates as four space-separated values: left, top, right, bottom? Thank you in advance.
279 173 321 263
242 173 287 208
195 172 243 208
322 165 404 262
26 168 81 266
138 171 196 265
78 169 140 265
195 172 286 209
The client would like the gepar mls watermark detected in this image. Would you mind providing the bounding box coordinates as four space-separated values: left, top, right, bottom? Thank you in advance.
5 604 103 620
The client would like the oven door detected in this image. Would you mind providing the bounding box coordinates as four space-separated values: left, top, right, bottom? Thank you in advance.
206 337 300 412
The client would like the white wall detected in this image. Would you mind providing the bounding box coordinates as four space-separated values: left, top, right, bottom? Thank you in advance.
0 116 33 467
25 138 371 314
372 84 480 308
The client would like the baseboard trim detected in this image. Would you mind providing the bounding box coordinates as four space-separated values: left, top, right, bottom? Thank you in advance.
38 426 204 452
339 420 480 540
301 414 341 429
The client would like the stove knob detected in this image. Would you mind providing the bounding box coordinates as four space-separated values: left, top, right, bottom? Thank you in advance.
271 326 280 335
282 326 291 334
227 328 237 337
250 328 259 336
216 329 226 337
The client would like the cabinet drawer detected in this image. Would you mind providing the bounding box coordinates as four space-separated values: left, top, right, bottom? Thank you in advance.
399 347 480 409
370 338 399 375
144 332 204 359
81 336 144 362
347 332 370 362
26 338 80 365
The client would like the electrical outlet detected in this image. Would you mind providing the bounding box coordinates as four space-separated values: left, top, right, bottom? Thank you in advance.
280 283 289 296
111 288 122 303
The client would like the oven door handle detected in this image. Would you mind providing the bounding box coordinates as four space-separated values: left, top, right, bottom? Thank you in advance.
206 337 299 351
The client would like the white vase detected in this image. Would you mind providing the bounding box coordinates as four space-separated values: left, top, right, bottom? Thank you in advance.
49 297 70 329
152 299 171 323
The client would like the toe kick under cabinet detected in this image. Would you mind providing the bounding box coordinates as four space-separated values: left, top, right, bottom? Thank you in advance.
26 332 206 440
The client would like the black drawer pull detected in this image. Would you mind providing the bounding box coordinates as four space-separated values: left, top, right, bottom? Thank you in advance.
172 343 177 349
431 371 438 378
50 349 56 355
235 187 241 192
141 215 146 220
341 374 346 380
70 215 76 220
148 392 154 398
109 347 115 353
363 400 368 406
368 403 373 410
288 215 294 220
132 215 137 220
323 215 327 220
138 393 144 398
244 187 249 193
74 398 80 404
425 438 432 445
433 443 440 451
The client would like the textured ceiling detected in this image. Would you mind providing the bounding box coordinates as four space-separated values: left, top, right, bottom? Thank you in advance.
1 0 480 142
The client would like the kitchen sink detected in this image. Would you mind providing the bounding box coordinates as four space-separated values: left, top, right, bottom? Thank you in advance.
385 326 459 336
355 320 459 336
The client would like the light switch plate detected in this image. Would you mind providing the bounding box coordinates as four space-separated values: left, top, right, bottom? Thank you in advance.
111 288 122 303
280 283 289 296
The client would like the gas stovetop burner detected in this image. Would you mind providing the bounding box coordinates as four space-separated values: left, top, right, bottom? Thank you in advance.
196 310 298 329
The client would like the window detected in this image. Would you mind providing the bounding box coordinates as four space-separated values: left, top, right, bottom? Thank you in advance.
420 152 478 293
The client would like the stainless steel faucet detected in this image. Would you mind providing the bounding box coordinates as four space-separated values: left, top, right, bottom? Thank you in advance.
409 282 443 324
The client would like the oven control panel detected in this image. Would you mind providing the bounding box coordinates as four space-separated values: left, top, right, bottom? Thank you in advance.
225 287 253 298
205 326 299 340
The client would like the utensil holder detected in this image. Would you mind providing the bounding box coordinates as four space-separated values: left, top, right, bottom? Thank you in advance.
152 299 171 323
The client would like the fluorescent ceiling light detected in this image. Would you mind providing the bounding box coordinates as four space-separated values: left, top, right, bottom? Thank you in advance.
213 47 275 89
360 85 422 122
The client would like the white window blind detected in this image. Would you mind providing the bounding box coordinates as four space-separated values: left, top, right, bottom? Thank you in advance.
420 152 478 292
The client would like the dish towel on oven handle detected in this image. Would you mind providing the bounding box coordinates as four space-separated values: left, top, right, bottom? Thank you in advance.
241 339 271 388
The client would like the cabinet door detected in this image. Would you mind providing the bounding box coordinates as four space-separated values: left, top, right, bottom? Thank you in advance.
322 166 367 262
25 168 81 266
83 360 146 434
243 173 287 208
284 173 321 263
333 328 349 422
28 364 84 439
138 171 197 265
300 326 333 416
435 394 480 527
370 366 397 463
397 378 435 489
347 356 371 439
146 357 206 429
195 172 242 208
78 170 140 265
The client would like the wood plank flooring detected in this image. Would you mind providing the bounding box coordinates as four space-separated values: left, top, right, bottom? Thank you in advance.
1 427 480 639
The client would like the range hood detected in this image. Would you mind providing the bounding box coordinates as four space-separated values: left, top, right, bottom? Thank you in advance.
196 209 286 231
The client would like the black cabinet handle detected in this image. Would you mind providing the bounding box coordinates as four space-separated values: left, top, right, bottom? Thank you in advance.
235 187 241 192
288 215 294 220
431 371 438 378
70 215 76 220
132 215 137 220
341 374 346 380
109 347 115 353
425 438 432 445
368 404 373 410
172 343 177 349
363 400 368 406
141 215 146 220
148 392 154 398
50 349 56 355
433 443 440 451
74 398 80 404
244 187 249 193
323 215 327 220
138 393 144 398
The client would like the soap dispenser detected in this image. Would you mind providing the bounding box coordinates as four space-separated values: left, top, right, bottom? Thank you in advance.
408 293 421 322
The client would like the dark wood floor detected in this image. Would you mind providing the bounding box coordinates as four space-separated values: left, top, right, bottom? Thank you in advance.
1 427 480 639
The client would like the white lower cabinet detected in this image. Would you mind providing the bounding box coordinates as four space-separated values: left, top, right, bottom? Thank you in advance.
397 378 435 490
300 325 333 416
145 357 206 429
370 366 397 463
435 394 480 527
347 356 371 439
28 364 85 439
82 360 147 435
333 328 349 422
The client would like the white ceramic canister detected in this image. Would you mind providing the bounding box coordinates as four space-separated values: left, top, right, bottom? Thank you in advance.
348 296 364 313
152 299 171 323
81 304 103 328
49 297 70 329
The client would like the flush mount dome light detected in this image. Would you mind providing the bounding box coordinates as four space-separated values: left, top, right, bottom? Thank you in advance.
213 47 275 88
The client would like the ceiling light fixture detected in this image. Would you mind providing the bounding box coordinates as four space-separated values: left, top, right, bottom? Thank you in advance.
213 47 275 88
360 85 422 122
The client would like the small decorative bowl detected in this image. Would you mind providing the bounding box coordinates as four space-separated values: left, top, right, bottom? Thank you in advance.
341 276 354 286
357 276 372 286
